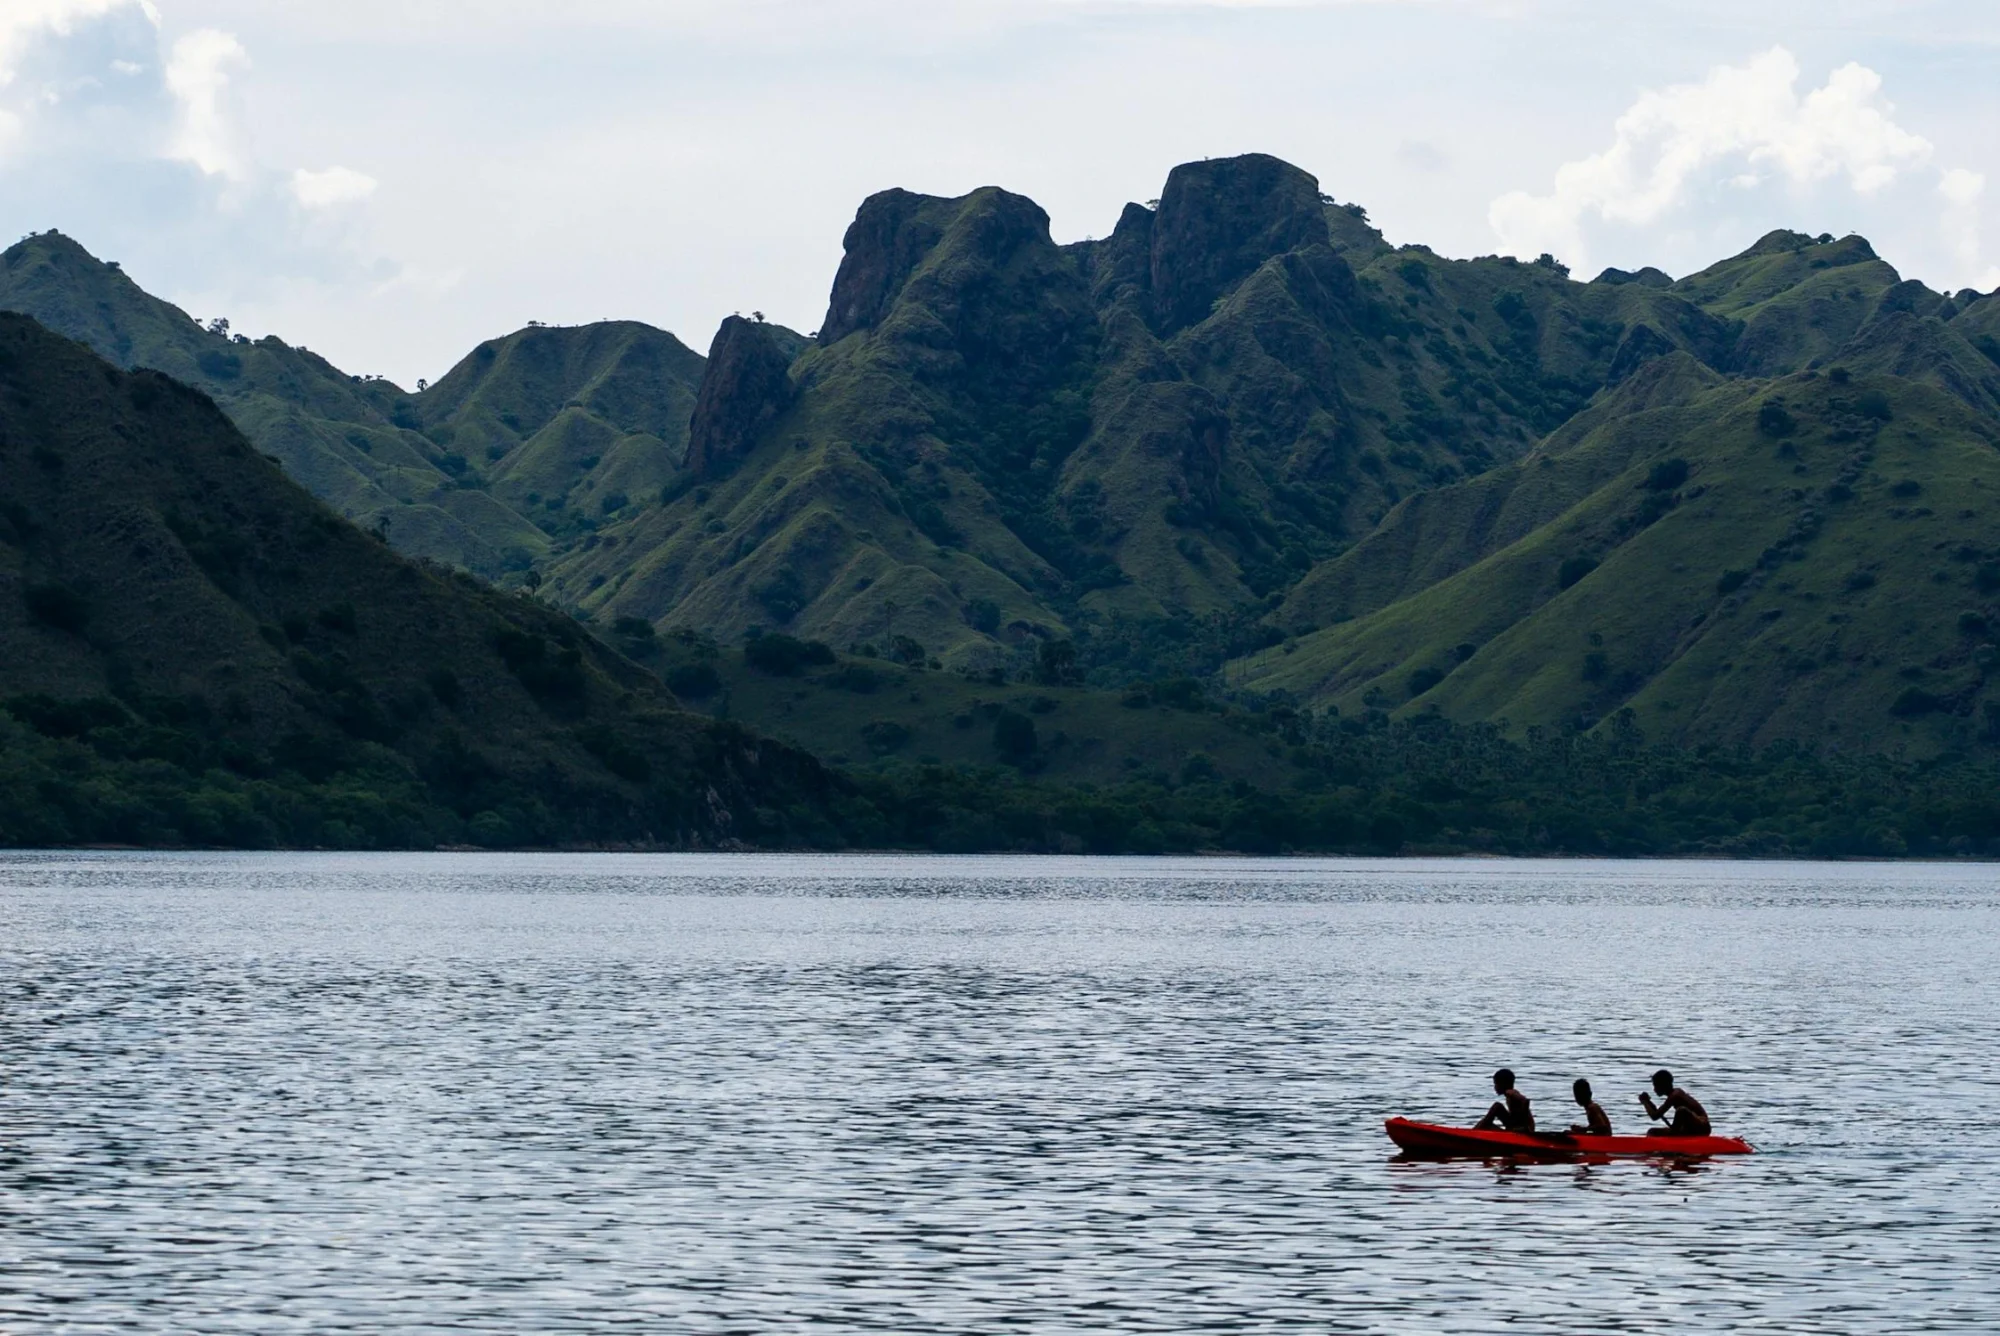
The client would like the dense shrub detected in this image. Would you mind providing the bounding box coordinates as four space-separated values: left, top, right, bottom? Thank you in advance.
830 664 882 694
1644 458 1689 491
1408 666 1446 697
1890 688 1942 718
613 616 657 646
965 599 1002 634
744 633 834 676
494 628 586 704
23 583 89 633
575 724 650 782
753 571 806 623
1756 402 1796 438
426 668 464 708
861 721 912 755
1034 639 1080 686
316 603 358 634
992 710 1038 763
1557 556 1598 590
196 349 243 380
665 662 722 698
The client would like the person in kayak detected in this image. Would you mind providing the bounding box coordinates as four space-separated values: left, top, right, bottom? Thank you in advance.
1568 1078 1612 1135
1639 1069 1711 1137
1473 1068 1534 1132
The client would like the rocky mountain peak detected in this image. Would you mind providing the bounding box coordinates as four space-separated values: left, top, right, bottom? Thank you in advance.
820 189 952 344
1149 153 1331 333
685 315 799 478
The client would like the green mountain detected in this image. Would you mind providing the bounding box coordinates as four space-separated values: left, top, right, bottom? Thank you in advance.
417 320 708 557
0 232 706 580
13 157 2000 775
547 176 2000 762
1241 254 2000 754
608 624 1308 789
554 154 1743 675
0 312 836 848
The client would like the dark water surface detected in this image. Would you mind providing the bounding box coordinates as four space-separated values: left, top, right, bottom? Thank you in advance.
2 853 1996 1332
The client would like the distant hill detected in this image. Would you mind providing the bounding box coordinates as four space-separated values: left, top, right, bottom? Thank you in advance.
550 173 2000 760
0 313 836 848
11 311 2000 858
12 158 2000 769
556 154 1740 675
1241 334 2000 754
0 233 705 580
420 320 705 542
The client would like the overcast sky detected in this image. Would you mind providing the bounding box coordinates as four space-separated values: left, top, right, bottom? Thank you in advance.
3 0 1996 385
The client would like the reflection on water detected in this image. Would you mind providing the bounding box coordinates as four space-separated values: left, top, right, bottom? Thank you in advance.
2 853 1996 1332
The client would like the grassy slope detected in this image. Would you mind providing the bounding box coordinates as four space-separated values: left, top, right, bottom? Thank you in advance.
0 313 836 847
420 321 708 554
1274 353 1729 630
617 636 1303 787
15 199 1998 774
555 155 1745 674
1241 360 2000 755
0 233 552 574
1271 233 1953 634
0 233 710 582
553 187 1095 666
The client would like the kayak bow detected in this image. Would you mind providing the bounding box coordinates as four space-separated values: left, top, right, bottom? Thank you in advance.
1386 1116 1752 1159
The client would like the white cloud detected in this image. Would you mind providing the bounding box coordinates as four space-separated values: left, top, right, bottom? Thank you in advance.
292 165 378 208
1489 48 1939 272
163 27 246 177
0 0 155 85
6 2 1998 382
1941 166 1984 209
1939 169 2000 292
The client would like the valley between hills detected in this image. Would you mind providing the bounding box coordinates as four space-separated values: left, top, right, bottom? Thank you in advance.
8 152 2000 855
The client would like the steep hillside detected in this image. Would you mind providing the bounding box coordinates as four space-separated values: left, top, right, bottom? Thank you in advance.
0 231 545 573
554 154 1739 672
418 320 708 554
17 169 2000 768
1275 355 1730 630
0 313 836 848
0 233 703 580
1242 354 2000 755
604 625 1305 787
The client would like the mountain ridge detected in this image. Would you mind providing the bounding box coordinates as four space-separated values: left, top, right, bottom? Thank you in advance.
0 311 840 848
0 232 707 580
10 152 2000 768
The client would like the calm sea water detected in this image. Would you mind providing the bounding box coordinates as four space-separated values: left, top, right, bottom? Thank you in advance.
2 853 1996 1333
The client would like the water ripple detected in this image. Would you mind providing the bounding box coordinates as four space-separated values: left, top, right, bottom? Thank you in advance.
1 853 1996 1332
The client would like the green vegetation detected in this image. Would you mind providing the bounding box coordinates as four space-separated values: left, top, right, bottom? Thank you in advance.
552 154 1747 680
0 234 703 579
838 711 2000 856
0 313 835 849
1245 355 2000 756
7 154 2000 853
615 630 1301 787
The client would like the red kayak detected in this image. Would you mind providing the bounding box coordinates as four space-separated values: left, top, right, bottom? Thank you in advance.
1386 1117 1753 1159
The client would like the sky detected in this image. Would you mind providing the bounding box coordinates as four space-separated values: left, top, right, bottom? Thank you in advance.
2 0 1996 386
